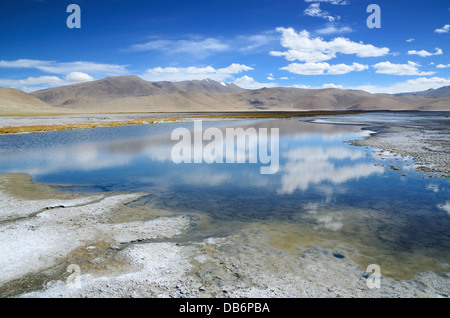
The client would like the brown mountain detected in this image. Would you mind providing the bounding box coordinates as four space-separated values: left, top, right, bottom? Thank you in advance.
30 75 245 109
394 85 450 98
1 76 449 114
0 87 71 115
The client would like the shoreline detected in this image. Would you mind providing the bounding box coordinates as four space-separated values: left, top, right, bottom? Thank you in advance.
347 115 450 178
0 173 448 298
1 111 366 135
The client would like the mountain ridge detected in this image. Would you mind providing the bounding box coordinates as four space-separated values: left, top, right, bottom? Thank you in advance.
1 76 449 114
393 86 450 98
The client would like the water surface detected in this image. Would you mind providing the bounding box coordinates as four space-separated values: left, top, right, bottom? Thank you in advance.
0 114 449 279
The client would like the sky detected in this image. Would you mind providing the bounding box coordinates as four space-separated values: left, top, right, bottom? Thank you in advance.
0 0 449 93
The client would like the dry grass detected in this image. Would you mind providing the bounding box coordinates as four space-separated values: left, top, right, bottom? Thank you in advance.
0 118 157 134
0 111 364 135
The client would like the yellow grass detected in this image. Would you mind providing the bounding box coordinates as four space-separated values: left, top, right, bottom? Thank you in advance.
0 111 364 135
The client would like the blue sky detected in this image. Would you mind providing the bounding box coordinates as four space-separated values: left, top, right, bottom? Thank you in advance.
0 0 449 93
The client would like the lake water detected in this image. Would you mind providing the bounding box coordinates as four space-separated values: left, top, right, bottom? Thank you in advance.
0 113 449 279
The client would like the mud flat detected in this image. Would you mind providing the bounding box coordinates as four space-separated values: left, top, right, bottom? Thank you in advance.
0 174 448 298
345 112 450 178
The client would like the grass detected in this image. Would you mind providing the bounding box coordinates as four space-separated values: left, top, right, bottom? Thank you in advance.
0 111 364 135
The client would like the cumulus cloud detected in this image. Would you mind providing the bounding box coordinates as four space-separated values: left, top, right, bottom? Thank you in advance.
406 38 415 42
270 27 389 63
435 24 450 33
233 75 278 89
65 72 94 83
281 62 368 75
373 61 435 76
0 59 128 75
142 64 253 82
407 48 443 57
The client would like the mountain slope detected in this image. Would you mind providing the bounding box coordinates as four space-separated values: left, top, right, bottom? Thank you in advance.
31 76 245 108
394 86 450 98
0 87 70 115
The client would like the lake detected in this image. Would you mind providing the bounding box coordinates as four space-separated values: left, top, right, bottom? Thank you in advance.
0 112 449 280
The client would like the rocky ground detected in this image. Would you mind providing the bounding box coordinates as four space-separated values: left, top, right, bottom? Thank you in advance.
342 113 450 178
0 174 448 298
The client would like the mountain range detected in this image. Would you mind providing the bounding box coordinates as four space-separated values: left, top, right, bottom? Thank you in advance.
394 86 450 98
0 75 449 115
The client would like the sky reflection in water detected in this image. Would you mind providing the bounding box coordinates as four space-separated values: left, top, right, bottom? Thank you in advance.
0 116 449 278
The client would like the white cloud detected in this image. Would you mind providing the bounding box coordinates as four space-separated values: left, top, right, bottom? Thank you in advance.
65 72 94 83
322 83 343 89
0 73 94 92
128 37 229 57
237 33 277 52
233 75 277 89
373 61 435 76
350 77 450 94
292 84 311 89
267 73 275 80
407 47 443 57
218 63 253 74
270 27 389 63
0 76 65 87
142 64 253 82
304 0 349 4
0 59 127 76
436 64 450 69
129 32 277 56
316 25 352 35
435 24 450 33
304 3 340 22
406 38 415 42
280 77 289 80
281 62 368 75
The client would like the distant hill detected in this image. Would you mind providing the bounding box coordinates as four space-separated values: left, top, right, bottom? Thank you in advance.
31 75 245 108
0 87 70 115
394 86 450 98
0 76 449 114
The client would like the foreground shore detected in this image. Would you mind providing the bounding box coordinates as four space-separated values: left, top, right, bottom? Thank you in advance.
0 173 448 298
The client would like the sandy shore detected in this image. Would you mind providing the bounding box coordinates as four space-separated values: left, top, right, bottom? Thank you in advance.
0 174 448 298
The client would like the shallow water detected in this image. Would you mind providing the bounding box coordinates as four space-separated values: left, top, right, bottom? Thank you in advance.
0 113 449 279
